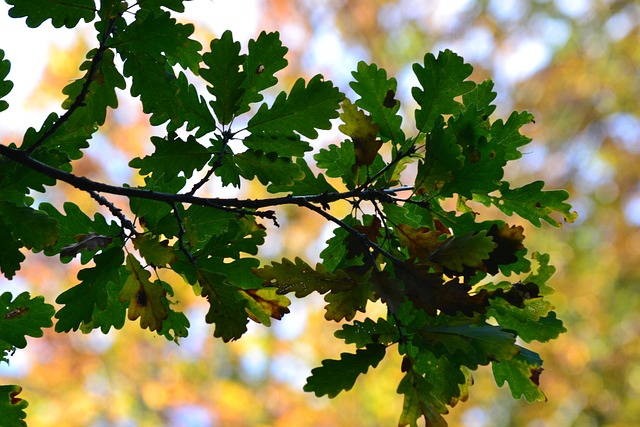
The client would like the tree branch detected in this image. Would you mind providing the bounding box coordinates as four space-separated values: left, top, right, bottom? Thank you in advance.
0 144 414 215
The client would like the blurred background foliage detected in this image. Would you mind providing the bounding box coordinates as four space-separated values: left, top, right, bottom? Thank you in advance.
1 0 639 425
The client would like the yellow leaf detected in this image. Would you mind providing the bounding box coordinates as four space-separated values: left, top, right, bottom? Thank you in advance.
339 99 382 166
119 254 168 332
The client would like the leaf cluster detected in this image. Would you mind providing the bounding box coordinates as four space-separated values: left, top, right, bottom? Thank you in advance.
0 2 576 425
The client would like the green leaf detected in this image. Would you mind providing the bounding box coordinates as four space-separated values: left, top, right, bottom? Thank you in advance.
443 112 506 199
0 385 28 427
238 31 289 115
0 292 55 350
173 71 218 137
204 216 265 258
267 157 337 195
181 205 234 251
334 317 399 348
55 247 125 332
396 225 497 273
492 346 546 402
314 141 360 189
415 116 464 195
319 224 352 272
247 74 344 138
61 48 126 128
79 278 127 334
114 9 202 72
253 257 356 297
0 202 60 251
5 0 96 28
158 287 190 343
129 175 186 234
491 110 535 161
0 49 14 113
201 30 245 125
129 134 211 180
350 61 405 143
116 12 208 132
488 298 566 343
462 79 497 117
412 50 476 133
243 132 311 158
397 368 448 427
416 321 518 369
304 344 386 398
414 351 471 408
427 230 497 273
495 181 578 227
0 218 25 279
197 269 249 342
40 202 121 264
524 252 558 296
234 149 305 187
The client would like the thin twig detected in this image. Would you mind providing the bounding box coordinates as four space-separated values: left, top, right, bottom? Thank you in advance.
187 129 234 196
88 190 138 236
171 203 197 265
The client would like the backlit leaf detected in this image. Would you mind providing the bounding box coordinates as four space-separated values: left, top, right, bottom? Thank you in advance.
247 74 344 138
55 247 125 332
350 61 405 143
494 181 578 227
0 49 13 113
0 385 28 427
5 0 96 28
304 344 386 398
412 50 475 133
197 269 249 342
0 292 55 350
492 346 546 402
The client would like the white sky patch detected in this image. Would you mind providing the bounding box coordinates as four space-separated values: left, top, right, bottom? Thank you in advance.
182 0 262 40
554 0 592 20
496 37 551 83
488 0 528 22
605 10 637 41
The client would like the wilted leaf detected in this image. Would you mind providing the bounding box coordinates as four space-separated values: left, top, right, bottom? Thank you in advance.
240 288 291 326
119 254 168 332
60 232 113 258
132 233 177 267
253 257 356 297
339 99 382 166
